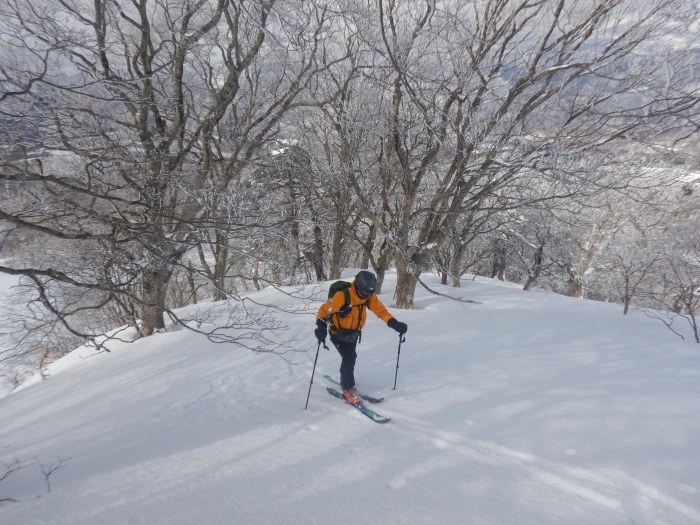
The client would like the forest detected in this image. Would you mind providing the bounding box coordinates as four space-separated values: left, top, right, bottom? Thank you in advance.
1 0 699 384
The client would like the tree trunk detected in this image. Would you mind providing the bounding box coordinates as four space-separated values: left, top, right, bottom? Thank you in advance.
375 266 386 295
312 224 327 281
188 270 198 305
395 256 418 309
523 244 544 291
622 275 631 315
360 224 376 270
212 233 228 301
564 262 583 298
140 264 173 336
491 238 506 281
328 222 343 280
450 243 465 288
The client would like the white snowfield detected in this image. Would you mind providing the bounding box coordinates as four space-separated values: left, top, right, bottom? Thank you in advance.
0 271 699 525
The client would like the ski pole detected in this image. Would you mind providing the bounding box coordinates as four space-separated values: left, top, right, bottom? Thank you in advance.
305 339 327 409
392 333 406 390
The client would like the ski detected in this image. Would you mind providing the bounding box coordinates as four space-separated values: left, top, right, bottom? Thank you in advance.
323 375 384 403
326 387 391 424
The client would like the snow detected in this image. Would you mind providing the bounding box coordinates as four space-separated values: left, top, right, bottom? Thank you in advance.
1 270 699 525
0 271 21 397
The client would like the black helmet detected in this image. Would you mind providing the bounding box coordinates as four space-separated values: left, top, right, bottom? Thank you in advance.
354 270 376 299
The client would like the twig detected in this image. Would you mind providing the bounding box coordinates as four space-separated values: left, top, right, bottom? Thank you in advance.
416 276 483 304
37 456 68 494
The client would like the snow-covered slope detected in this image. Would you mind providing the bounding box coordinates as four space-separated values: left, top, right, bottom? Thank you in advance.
1 272 699 525
0 271 21 397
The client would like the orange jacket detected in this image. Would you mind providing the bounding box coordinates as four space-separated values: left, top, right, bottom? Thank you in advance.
317 281 394 333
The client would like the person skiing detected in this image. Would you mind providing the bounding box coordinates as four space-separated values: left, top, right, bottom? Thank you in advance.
314 270 407 405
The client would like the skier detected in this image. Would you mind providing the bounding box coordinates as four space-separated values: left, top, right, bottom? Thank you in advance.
314 270 407 404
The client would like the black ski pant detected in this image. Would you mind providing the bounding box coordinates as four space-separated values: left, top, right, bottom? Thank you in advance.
330 335 358 390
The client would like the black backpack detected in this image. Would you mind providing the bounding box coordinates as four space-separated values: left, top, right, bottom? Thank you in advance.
328 280 352 304
327 280 367 341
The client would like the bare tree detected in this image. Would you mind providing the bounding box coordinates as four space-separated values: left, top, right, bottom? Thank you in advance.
350 0 700 308
0 0 335 339
643 202 700 342
0 456 30 503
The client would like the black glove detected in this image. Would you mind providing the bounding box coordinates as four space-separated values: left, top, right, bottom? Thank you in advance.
314 319 327 342
388 318 407 335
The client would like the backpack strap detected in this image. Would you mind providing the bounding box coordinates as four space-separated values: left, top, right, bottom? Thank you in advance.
329 286 367 334
353 290 368 332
